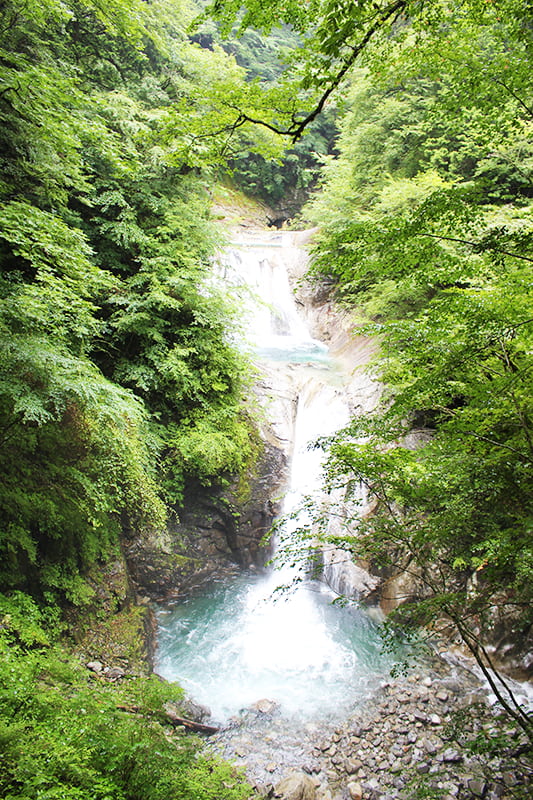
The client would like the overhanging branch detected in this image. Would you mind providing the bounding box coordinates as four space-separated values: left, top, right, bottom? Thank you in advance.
235 0 408 142
417 232 533 263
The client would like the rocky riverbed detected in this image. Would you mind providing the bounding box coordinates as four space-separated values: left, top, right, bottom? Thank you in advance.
207 649 531 800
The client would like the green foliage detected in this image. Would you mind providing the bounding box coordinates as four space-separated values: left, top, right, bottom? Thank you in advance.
191 6 338 210
287 0 533 737
0 592 251 800
0 0 261 601
0 336 166 600
200 1 533 209
229 112 338 211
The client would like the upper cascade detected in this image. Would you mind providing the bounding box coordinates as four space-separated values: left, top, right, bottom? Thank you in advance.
218 231 328 363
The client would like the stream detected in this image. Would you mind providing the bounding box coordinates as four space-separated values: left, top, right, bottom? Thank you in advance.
155 229 395 723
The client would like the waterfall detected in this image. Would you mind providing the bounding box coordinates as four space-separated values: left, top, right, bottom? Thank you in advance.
155 229 391 722
217 232 329 363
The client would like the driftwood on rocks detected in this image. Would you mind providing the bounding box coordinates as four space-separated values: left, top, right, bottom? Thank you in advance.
164 707 219 735
116 704 219 735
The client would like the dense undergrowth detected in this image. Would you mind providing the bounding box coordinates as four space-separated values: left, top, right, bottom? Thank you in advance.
0 592 251 800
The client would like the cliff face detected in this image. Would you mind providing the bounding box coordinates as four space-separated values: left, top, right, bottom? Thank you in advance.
124 435 289 602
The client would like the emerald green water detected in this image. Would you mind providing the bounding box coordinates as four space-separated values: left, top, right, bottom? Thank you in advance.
155 572 391 723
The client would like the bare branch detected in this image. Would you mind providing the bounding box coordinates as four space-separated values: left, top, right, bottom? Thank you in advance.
416 232 533 263
233 0 408 142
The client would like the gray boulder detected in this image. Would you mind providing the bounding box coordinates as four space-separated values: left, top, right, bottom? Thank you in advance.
274 771 317 800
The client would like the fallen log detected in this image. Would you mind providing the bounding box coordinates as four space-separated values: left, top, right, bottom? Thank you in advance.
116 704 218 734
164 708 219 735
116 704 141 713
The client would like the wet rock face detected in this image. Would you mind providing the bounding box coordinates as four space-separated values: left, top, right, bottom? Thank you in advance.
125 439 288 601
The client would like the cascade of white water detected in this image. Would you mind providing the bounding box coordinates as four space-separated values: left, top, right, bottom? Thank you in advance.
223 232 378 601
155 230 391 721
218 235 329 363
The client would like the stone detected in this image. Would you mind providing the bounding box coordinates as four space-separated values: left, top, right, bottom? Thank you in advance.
502 772 517 787
347 781 363 800
254 783 274 797
442 781 460 797
395 723 410 734
86 660 103 673
442 748 463 763
436 690 449 702
464 692 488 706
468 778 488 797
181 697 211 722
344 758 363 775
274 772 317 800
252 698 278 714
105 666 125 680
430 714 442 725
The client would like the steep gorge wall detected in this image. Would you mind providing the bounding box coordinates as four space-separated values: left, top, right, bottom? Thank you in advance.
124 428 290 602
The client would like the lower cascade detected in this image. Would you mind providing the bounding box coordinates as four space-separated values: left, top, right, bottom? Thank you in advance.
155 229 393 722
